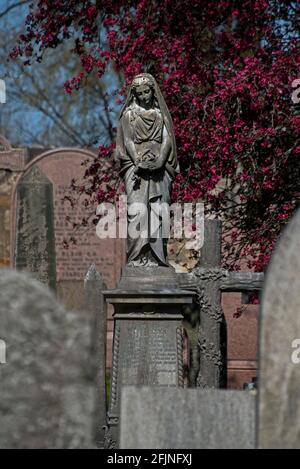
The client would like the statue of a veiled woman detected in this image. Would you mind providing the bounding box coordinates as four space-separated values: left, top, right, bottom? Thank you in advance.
115 73 179 266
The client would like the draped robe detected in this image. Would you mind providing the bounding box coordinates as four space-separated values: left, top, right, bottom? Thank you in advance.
117 103 177 265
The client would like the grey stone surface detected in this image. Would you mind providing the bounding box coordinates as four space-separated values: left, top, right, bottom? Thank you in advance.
118 265 179 289
105 268 193 447
120 387 255 449
258 208 300 449
196 220 227 389
179 220 227 388
220 271 264 292
117 320 181 387
107 313 185 447
84 264 107 447
15 165 57 290
0 269 97 448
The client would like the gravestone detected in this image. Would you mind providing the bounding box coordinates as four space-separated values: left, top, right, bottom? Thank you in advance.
0 190 11 268
32 149 125 289
0 80 5 104
84 264 107 447
120 387 256 449
15 165 57 290
104 267 194 447
0 269 98 448
0 135 28 269
258 208 300 449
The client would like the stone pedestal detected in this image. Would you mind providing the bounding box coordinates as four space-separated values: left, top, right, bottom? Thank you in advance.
103 266 194 448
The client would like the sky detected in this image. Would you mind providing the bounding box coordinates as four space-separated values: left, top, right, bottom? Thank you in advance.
0 0 120 148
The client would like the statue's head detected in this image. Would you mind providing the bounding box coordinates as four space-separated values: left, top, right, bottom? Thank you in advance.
131 74 155 108
119 73 179 174
121 73 169 123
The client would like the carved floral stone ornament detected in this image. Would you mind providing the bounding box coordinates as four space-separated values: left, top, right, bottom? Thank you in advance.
132 75 153 87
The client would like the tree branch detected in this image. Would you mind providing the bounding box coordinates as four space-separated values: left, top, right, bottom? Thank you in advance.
0 0 31 20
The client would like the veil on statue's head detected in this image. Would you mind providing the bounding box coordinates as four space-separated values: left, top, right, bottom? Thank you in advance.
119 73 179 175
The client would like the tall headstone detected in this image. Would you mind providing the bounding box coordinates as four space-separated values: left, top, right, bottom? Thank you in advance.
15 165 57 290
0 189 11 268
104 268 194 447
258 208 300 449
34 149 125 291
0 135 28 269
120 387 256 449
84 264 107 447
0 269 97 448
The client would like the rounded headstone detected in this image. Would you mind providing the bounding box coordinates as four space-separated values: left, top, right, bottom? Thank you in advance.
258 209 300 448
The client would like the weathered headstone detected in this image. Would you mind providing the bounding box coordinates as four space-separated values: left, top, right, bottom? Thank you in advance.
0 269 98 448
84 264 107 447
15 165 57 290
120 387 256 449
258 208 300 449
104 267 194 447
0 135 28 269
32 149 125 289
0 191 11 268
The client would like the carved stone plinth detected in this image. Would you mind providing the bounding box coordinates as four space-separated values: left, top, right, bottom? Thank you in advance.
103 267 194 448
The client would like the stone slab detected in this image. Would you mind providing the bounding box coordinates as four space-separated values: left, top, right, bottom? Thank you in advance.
258 208 300 449
0 269 98 448
120 387 256 449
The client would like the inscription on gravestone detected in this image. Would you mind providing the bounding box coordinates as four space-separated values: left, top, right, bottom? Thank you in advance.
37 152 125 286
119 321 179 386
104 285 193 447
